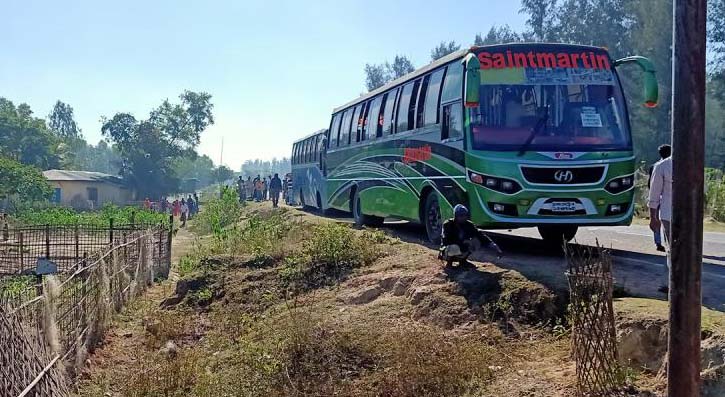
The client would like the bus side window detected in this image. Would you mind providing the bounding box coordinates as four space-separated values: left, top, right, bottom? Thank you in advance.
407 79 421 132
329 114 340 148
383 88 398 136
441 102 463 141
377 94 387 138
358 102 369 142
367 96 382 140
424 68 446 126
292 144 296 165
396 83 414 132
339 109 352 146
441 62 463 103
415 75 431 129
351 105 362 144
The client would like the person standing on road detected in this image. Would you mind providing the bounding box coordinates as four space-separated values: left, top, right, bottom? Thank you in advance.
648 144 671 252
253 175 263 202
180 198 188 227
237 176 245 203
648 146 672 294
270 173 282 208
439 205 503 268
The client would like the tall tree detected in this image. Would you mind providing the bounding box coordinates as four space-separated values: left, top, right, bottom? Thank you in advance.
364 63 389 91
519 0 559 41
387 55 415 79
0 97 60 169
474 25 523 45
101 91 214 198
430 41 461 60
48 100 81 140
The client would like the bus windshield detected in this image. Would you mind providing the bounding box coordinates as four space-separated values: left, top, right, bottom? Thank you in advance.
470 71 631 152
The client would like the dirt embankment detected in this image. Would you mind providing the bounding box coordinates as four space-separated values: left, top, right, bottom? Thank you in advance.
76 203 711 397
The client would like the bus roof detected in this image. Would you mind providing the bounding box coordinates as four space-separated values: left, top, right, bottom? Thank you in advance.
331 42 609 114
293 128 328 144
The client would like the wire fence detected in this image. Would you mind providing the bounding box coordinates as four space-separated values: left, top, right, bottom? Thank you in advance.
0 222 172 397
0 219 165 275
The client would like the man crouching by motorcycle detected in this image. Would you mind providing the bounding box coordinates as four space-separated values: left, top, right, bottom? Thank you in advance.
439 204 503 268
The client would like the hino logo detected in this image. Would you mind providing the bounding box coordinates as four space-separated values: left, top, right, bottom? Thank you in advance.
554 170 574 183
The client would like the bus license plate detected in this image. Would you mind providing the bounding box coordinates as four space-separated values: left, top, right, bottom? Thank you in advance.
551 201 577 213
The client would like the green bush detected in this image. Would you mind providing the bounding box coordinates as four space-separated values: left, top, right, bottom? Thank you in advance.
193 188 242 235
280 223 382 290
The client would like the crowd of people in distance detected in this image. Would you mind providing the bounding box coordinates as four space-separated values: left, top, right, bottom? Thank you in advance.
143 193 200 227
236 173 288 208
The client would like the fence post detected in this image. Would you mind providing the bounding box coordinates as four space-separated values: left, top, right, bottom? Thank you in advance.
45 224 50 259
74 223 79 262
19 232 24 273
109 217 114 245
167 214 173 267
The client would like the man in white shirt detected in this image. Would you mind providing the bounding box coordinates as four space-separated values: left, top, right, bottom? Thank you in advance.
648 154 673 250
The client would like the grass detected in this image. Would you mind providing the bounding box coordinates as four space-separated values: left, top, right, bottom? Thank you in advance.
614 297 725 336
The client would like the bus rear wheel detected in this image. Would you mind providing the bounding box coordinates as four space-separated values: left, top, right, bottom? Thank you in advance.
352 190 382 227
538 225 578 247
424 193 442 245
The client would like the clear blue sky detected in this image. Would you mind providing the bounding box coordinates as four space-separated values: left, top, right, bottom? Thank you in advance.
0 0 526 170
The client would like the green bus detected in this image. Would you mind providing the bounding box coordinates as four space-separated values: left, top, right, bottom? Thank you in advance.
292 43 658 245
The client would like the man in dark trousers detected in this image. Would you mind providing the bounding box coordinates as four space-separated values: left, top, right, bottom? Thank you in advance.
269 173 282 208
440 204 502 268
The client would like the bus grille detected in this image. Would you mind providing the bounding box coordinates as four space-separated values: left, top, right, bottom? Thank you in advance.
520 166 606 185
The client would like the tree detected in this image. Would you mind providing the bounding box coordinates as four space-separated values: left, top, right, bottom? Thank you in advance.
0 156 52 202
430 41 461 60
0 97 60 169
387 55 415 79
474 25 523 45
48 100 81 140
102 91 214 198
364 63 389 91
519 0 559 41
214 165 235 183
363 55 415 91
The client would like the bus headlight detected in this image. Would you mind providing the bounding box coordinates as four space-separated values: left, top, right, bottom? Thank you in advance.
605 175 634 194
469 171 522 194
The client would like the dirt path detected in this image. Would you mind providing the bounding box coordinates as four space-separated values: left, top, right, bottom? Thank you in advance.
75 226 198 395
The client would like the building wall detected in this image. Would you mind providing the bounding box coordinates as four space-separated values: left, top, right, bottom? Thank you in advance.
48 181 135 209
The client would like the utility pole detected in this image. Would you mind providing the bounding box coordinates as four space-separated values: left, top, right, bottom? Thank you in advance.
668 0 706 396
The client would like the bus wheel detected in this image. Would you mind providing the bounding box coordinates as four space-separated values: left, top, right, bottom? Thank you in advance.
537 225 578 247
424 193 442 245
352 191 382 227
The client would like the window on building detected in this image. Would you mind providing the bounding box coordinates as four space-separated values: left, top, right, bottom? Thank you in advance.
416 75 431 128
441 102 463 140
424 68 446 126
382 88 398 135
87 187 98 203
396 83 414 132
441 62 463 103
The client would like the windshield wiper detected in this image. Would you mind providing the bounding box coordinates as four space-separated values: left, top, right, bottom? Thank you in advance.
517 107 549 157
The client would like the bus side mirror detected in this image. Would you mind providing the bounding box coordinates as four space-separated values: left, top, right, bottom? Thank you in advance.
614 56 659 108
463 53 480 108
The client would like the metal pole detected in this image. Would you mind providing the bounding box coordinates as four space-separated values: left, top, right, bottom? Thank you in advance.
668 0 706 395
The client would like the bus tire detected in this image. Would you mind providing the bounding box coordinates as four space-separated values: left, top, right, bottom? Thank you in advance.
352 190 382 227
538 225 578 247
423 192 443 245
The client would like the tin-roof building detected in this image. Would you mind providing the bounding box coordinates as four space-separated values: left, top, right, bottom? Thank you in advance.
43 170 136 209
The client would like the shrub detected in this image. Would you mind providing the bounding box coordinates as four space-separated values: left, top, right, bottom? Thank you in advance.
13 204 169 227
279 223 382 290
193 188 242 235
